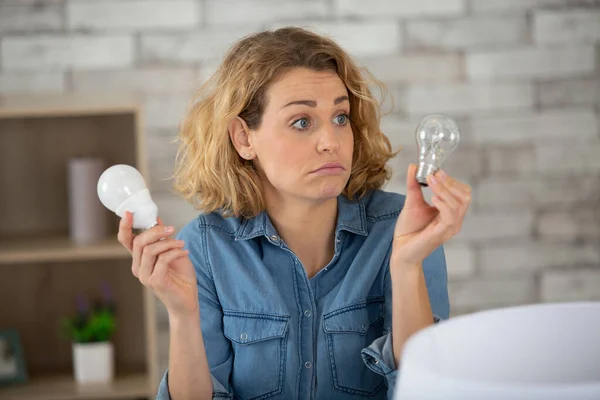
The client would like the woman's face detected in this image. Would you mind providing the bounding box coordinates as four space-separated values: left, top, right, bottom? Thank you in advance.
248 68 354 203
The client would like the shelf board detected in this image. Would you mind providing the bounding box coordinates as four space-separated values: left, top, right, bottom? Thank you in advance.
0 373 152 400
0 93 141 119
0 236 130 265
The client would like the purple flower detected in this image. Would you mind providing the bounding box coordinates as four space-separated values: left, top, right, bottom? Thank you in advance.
100 280 113 304
75 293 89 315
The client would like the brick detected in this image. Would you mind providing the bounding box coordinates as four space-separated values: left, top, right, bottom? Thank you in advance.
541 269 600 302
0 71 64 94
538 78 600 108
443 243 476 278
534 9 600 44
448 277 536 309
406 82 533 115
455 211 534 242
486 145 536 175
0 4 62 33
467 46 596 80
1 35 134 71
140 27 259 64
537 209 600 240
143 94 190 129
406 16 527 50
206 1 328 25
294 22 401 56
535 140 600 173
476 176 600 209
465 109 598 144
380 115 420 149
333 0 465 17
480 242 600 273
68 0 199 30
470 0 577 13
360 53 463 84
72 67 200 94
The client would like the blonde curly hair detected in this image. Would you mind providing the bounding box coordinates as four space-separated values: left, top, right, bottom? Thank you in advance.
173 26 397 218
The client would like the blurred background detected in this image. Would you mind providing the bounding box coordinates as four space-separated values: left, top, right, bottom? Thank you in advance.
0 0 599 396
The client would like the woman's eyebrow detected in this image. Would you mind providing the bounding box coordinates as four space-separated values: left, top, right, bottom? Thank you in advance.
282 95 349 109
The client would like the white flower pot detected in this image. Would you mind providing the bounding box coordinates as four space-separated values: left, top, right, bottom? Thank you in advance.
72 341 114 385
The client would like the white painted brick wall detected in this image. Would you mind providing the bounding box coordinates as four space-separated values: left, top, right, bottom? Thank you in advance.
405 16 527 50
538 78 600 108
68 0 200 31
206 1 328 25
1 0 598 379
467 47 596 80
1 35 134 70
0 4 62 33
406 82 533 115
0 71 64 94
534 9 600 44
541 269 600 302
333 0 466 18
480 243 600 273
465 109 598 144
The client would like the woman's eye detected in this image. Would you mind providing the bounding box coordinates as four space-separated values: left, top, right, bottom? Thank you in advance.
292 118 311 130
334 114 348 125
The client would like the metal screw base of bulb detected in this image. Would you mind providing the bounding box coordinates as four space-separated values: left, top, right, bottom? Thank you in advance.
416 162 438 187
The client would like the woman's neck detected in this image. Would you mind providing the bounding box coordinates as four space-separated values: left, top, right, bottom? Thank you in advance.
265 195 338 278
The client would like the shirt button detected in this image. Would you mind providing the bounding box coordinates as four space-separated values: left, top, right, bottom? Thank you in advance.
270 235 279 242
361 324 368 332
304 361 312 369
240 332 248 341
304 310 311 317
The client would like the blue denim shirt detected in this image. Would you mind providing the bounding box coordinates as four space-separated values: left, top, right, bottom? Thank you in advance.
157 189 449 400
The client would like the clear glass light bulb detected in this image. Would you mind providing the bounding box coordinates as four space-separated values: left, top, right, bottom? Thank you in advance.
415 113 461 186
97 164 158 230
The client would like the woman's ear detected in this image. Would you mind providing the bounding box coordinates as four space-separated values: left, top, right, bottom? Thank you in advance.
228 116 255 160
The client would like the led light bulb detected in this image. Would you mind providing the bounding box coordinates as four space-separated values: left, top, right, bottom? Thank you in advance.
97 164 158 230
415 114 460 186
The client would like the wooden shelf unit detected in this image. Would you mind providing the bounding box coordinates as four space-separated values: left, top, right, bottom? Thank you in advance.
0 94 158 400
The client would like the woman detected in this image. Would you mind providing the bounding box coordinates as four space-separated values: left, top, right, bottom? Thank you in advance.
118 27 471 400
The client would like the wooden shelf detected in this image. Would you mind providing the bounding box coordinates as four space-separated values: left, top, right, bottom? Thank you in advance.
0 373 151 400
0 93 141 119
0 236 130 265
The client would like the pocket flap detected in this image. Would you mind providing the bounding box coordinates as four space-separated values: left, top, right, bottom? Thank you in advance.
223 312 289 345
323 299 385 334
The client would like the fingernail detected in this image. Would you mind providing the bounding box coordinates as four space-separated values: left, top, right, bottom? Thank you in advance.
429 174 438 185
438 170 447 181
164 226 175 233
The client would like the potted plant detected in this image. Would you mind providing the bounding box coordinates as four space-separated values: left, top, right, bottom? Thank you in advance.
62 281 116 385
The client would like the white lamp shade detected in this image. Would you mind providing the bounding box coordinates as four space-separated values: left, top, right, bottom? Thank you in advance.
395 302 600 400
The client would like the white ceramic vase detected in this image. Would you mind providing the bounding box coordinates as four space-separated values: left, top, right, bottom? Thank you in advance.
72 341 114 385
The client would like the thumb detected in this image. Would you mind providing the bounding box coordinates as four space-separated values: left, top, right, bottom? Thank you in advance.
404 164 426 209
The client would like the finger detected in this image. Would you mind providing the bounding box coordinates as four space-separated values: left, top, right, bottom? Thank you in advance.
157 217 164 226
404 163 427 209
439 171 471 194
118 211 135 253
150 249 191 290
428 173 460 212
138 239 185 285
430 195 454 238
131 224 176 278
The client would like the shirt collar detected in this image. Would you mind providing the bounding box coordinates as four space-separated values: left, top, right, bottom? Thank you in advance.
234 194 368 241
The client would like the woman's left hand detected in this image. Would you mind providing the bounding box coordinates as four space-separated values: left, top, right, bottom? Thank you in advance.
391 164 472 267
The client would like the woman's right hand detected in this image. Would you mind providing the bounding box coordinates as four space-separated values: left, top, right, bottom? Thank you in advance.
118 211 199 319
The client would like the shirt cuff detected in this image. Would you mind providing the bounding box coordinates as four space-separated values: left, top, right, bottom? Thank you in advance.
156 369 233 399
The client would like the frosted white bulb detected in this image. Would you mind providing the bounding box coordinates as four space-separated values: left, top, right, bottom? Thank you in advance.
97 164 158 230
415 114 460 186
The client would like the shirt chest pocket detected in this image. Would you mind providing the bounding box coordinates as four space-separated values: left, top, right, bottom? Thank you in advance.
323 299 386 397
223 312 290 400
